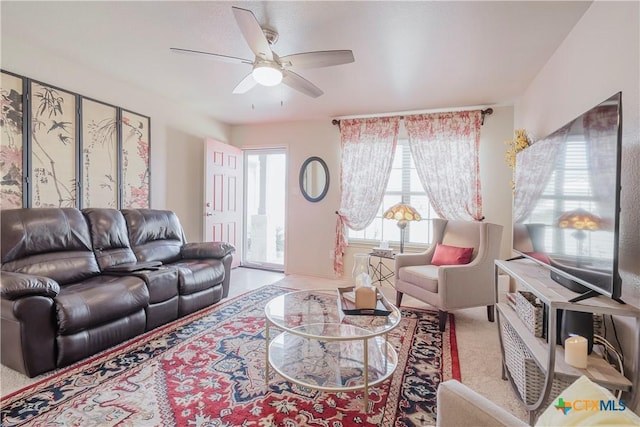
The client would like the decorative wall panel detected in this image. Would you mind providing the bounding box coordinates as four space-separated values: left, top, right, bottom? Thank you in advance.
82 98 118 208
0 72 24 209
1 71 151 210
121 110 150 208
30 81 77 207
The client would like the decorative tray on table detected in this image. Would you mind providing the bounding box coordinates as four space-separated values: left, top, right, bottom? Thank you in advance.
337 286 392 316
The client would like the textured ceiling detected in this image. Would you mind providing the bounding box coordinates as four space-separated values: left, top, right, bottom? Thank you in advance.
1 1 592 125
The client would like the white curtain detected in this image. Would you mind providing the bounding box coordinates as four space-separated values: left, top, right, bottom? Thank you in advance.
513 124 570 223
404 110 483 221
334 117 400 275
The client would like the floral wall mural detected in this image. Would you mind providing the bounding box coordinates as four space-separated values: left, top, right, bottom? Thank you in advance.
1 72 24 209
0 70 150 210
122 110 150 209
30 82 77 207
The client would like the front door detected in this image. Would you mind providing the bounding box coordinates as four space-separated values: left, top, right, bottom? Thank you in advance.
204 138 243 268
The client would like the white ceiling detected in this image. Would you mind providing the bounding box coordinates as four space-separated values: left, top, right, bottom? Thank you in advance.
1 1 592 125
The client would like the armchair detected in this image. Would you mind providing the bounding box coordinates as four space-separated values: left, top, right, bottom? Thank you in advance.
395 218 503 331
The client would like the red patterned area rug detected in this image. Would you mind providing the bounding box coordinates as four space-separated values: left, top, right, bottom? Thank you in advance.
1 285 459 426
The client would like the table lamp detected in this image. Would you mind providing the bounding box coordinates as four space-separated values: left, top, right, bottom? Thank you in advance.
383 203 421 253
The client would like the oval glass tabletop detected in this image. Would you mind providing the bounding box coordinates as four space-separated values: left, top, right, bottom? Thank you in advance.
264 289 401 339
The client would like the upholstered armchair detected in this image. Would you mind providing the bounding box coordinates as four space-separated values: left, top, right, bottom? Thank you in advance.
395 218 503 331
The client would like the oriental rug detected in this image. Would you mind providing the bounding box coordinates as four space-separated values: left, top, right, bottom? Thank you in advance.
1 285 459 427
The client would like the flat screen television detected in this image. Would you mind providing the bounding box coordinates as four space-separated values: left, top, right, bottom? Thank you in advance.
512 92 623 302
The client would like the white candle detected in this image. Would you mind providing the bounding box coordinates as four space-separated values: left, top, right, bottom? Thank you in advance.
564 335 588 369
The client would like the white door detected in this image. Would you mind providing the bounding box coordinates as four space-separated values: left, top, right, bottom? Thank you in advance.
204 138 243 268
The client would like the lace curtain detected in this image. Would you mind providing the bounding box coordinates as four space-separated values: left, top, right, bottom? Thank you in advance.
513 124 570 223
334 117 400 275
404 110 483 221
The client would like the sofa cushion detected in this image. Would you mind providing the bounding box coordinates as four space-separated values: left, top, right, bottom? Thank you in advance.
399 265 439 293
83 208 137 270
131 266 179 304
122 209 184 263
1 208 100 285
172 260 226 296
55 275 149 334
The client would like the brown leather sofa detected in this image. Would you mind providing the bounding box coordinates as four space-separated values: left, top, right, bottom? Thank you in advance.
1 207 234 377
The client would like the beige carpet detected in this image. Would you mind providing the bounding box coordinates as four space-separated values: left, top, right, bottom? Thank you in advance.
0 270 528 424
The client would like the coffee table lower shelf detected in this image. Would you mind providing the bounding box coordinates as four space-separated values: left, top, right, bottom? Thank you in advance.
266 331 398 411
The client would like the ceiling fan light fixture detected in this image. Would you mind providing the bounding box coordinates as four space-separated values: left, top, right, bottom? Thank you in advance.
252 63 283 86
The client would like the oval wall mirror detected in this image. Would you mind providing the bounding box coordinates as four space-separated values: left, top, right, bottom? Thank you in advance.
299 156 329 202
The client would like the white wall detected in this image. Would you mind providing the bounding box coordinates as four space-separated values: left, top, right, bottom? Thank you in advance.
1 39 231 241
232 106 515 278
516 1 640 409
479 106 516 260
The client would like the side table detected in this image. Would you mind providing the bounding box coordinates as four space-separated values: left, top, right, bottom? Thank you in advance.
369 252 396 287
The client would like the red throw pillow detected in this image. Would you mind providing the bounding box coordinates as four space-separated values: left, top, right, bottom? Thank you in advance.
431 243 474 266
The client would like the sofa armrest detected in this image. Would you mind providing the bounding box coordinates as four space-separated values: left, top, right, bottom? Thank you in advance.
181 242 235 259
436 380 527 427
437 262 497 308
0 271 60 300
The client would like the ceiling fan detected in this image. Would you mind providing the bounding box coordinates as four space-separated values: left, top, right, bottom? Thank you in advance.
170 6 354 98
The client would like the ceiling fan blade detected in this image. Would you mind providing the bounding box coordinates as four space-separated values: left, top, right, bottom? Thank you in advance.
170 47 253 65
280 50 355 69
232 6 273 61
232 73 258 94
282 71 323 98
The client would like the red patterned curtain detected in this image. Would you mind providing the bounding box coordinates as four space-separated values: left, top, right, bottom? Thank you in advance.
404 110 483 221
334 117 400 275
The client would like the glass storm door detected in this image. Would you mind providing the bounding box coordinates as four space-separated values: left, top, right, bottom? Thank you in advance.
244 149 286 271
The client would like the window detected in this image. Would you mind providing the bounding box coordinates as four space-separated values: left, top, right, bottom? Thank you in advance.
347 140 437 245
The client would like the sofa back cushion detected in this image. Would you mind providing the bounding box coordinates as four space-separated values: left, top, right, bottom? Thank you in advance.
82 208 137 270
122 209 185 263
1 208 100 284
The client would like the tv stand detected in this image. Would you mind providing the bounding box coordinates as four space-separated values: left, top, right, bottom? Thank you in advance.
494 259 639 424
569 289 626 304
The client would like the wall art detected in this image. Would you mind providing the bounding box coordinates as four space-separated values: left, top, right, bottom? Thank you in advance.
1 71 25 209
121 109 150 208
30 81 78 208
0 70 151 209
82 98 118 208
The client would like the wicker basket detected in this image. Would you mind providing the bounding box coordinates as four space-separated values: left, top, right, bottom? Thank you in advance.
501 320 572 408
515 291 545 338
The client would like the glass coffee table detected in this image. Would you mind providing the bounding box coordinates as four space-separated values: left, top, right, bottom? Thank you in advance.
264 289 402 410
